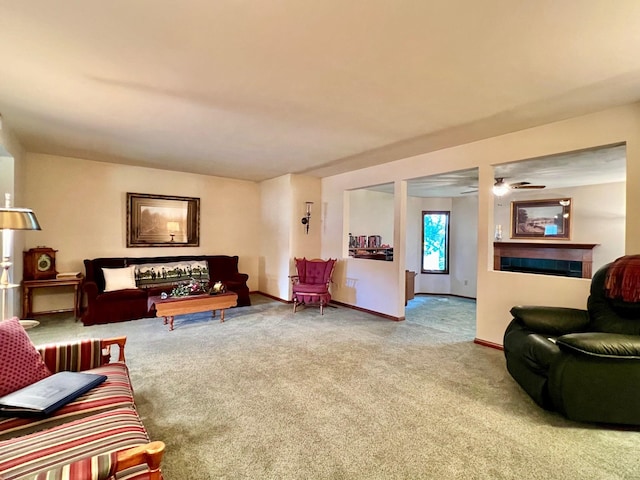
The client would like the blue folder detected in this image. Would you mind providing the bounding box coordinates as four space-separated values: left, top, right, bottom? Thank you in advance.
0 371 107 417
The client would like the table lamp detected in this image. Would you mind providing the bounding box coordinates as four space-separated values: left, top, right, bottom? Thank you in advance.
166 222 180 242
0 193 41 320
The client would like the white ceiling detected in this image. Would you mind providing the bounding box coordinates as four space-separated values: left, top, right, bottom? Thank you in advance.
397 143 627 197
1 1 640 182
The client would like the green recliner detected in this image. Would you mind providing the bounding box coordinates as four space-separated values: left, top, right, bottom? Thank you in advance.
503 256 640 425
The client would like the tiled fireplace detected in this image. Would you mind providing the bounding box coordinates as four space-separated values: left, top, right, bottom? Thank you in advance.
493 242 598 278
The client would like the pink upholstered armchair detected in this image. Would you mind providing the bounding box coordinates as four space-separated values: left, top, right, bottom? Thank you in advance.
290 258 337 314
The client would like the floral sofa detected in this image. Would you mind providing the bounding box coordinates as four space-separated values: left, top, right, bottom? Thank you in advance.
0 318 164 479
82 255 251 325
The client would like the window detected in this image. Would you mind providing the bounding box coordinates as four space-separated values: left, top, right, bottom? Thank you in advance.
422 211 450 274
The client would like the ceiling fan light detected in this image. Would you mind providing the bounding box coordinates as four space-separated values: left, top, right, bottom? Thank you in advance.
492 182 509 197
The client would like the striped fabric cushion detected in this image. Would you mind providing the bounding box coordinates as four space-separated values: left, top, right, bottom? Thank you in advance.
18 452 116 480
0 363 134 441
37 340 104 373
0 407 149 480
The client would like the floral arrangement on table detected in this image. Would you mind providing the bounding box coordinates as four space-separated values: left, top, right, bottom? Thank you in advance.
170 278 209 297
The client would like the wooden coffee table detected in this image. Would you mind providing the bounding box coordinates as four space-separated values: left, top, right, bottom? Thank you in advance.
148 292 238 331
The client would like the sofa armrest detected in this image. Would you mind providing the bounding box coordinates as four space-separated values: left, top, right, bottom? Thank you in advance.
83 281 100 300
510 305 590 336
102 336 127 363
114 441 165 479
38 339 103 373
17 442 165 480
233 272 249 282
38 337 127 372
557 332 640 359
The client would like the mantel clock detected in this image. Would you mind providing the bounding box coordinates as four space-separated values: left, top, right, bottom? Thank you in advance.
23 247 58 280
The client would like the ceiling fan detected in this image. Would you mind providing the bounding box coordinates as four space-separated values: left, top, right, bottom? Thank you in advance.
461 178 546 196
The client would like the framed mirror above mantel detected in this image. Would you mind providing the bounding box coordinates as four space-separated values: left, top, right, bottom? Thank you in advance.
493 242 598 278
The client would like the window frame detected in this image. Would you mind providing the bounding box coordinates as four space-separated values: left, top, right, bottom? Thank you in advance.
421 210 450 274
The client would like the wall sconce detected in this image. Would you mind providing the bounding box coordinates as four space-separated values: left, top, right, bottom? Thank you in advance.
559 199 570 218
166 222 180 242
301 202 313 234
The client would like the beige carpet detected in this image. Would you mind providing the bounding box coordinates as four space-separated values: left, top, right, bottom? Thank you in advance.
27 294 640 479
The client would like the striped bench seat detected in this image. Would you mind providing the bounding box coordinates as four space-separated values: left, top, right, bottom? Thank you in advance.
0 407 151 480
0 362 135 441
0 333 163 479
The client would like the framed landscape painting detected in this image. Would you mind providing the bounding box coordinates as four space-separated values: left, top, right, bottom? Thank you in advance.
510 198 571 240
127 193 200 247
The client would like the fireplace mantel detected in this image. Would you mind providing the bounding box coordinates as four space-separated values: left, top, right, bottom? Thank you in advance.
493 242 598 278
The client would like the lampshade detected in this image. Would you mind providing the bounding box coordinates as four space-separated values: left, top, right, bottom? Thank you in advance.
0 208 41 230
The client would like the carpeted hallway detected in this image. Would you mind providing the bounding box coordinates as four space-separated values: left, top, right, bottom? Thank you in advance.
26 294 640 479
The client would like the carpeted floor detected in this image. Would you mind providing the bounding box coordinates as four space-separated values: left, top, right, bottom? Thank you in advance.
26 294 640 479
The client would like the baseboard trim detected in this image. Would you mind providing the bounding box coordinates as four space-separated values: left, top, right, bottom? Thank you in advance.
254 291 290 304
473 338 504 351
415 293 477 301
330 300 404 322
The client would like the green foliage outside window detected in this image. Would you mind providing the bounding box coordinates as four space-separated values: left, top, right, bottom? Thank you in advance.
422 211 450 273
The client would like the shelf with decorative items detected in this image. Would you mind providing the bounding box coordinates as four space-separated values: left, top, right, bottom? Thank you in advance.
348 247 394 261
348 233 393 261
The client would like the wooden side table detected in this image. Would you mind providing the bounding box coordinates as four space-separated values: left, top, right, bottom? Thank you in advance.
22 276 84 319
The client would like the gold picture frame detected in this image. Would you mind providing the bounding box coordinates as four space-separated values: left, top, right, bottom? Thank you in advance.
127 193 200 247
510 198 571 240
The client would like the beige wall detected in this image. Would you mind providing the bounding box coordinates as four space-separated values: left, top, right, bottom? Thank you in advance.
22 154 261 313
322 103 640 343
348 189 394 247
404 195 423 283
259 174 321 300
259 175 293 299
290 174 321 262
450 195 478 297
0 156 13 195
